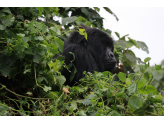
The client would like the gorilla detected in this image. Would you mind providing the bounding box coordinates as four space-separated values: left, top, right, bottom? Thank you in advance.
61 25 116 86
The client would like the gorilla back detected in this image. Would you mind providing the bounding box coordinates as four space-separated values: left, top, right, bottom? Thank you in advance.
61 25 116 86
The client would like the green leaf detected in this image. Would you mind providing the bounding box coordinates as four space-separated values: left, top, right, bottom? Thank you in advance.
37 7 44 16
93 7 100 12
118 72 126 82
62 16 77 26
0 15 15 27
1 8 12 14
49 26 61 36
138 85 158 94
144 57 151 63
78 29 87 40
155 64 161 70
81 8 89 16
82 99 91 106
0 54 17 76
55 75 66 87
0 24 5 30
128 83 137 94
128 96 142 112
34 36 44 41
115 32 120 38
70 101 77 110
136 41 149 54
43 86 52 92
64 7 70 10
150 71 163 81
124 51 136 63
45 91 59 99
103 7 119 21
54 37 64 52
125 78 132 85
70 66 77 82
109 110 120 116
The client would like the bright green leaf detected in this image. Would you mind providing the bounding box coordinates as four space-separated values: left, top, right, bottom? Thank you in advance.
128 96 142 112
118 72 126 82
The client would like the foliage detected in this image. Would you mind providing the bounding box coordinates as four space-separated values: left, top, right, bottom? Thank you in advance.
0 7 163 116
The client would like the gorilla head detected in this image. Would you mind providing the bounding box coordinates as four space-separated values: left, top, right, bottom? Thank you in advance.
61 25 116 86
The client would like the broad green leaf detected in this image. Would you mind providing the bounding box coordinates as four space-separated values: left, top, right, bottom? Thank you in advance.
37 7 44 16
54 37 64 52
81 8 89 16
128 96 142 112
118 72 126 82
144 57 151 63
136 41 149 54
151 71 163 81
34 36 44 41
49 26 61 36
1 8 12 14
155 64 161 70
62 16 77 26
45 91 59 99
70 101 77 110
124 51 136 63
125 78 132 85
109 110 120 116
55 75 66 87
128 83 137 94
82 99 91 106
138 85 158 94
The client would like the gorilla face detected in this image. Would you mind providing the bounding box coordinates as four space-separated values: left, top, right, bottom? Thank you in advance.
61 25 116 86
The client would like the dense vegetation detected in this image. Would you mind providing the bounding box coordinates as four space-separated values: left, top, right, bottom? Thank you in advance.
0 7 164 116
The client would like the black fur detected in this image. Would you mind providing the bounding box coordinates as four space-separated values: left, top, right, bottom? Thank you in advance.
61 25 116 86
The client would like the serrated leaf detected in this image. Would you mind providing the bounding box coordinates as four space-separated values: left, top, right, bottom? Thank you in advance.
128 96 142 112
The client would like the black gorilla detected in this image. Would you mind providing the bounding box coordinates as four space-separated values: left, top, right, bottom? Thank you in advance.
61 25 116 86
